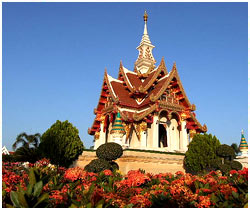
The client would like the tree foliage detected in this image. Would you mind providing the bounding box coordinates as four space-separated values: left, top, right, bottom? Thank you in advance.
231 143 241 156
39 120 84 168
184 133 221 174
12 133 41 151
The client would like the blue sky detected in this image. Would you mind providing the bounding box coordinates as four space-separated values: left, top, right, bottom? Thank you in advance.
3 2 248 150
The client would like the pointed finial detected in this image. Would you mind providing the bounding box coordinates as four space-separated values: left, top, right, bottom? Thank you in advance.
242 129 244 135
143 10 148 22
119 60 123 69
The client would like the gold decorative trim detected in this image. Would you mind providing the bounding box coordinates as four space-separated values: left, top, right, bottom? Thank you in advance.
159 101 184 112
139 57 168 93
133 104 156 121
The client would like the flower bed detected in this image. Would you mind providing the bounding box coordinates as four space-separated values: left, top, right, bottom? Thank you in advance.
2 159 248 208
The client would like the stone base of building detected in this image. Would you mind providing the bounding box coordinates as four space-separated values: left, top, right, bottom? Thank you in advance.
236 156 248 168
74 150 185 174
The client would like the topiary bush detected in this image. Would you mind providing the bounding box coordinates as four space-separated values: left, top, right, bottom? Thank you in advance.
109 161 119 171
96 143 123 161
216 144 235 161
219 164 231 175
230 160 243 170
84 159 111 173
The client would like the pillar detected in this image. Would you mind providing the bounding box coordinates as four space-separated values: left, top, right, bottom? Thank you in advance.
140 131 147 149
180 121 188 151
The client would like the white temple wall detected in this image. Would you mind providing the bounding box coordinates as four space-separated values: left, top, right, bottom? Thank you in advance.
147 123 154 148
151 115 159 149
129 129 140 148
140 130 147 149
180 121 188 152
169 118 180 151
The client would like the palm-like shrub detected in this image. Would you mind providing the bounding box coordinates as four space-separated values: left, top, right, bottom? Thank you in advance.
12 133 41 151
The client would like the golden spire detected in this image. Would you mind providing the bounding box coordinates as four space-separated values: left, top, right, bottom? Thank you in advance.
143 10 148 22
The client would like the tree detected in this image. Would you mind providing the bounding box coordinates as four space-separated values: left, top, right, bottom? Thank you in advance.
12 133 41 151
184 133 221 174
39 120 84 167
231 143 241 156
11 132 41 163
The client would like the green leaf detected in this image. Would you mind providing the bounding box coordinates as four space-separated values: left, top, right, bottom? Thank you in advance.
96 199 104 208
69 203 78 208
10 191 21 208
232 191 239 199
26 184 33 196
33 193 49 208
86 202 92 208
5 204 14 208
29 168 36 186
33 181 43 197
17 191 29 208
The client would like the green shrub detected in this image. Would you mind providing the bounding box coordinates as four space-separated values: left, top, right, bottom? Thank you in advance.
84 159 111 173
39 120 84 168
184 133 221 174
219 164 231 175
216 144 235 160
109 161 119 171
210 158 222 170
230 161 243 170
96 143 123 161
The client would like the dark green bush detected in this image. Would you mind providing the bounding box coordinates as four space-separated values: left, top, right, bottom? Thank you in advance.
216 144 235 160
219 164 231 175
109 161 119 171
96 143 123 161
84 159 111 173
210 158 222 170
184 133 221 174
230 161 243 170
39 120 84 168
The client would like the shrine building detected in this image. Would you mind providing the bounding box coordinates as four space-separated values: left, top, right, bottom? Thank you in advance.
88 11 207 152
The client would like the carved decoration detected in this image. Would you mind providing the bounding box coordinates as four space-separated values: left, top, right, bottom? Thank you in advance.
189 129 196 138
94 132 100 140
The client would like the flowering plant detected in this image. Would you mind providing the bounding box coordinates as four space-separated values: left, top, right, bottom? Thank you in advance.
2 159 248 208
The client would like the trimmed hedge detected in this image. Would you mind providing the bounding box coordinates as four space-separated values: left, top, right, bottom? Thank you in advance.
216 144 235 160
96 143 123 161
84 159 111 173
231 161 243 170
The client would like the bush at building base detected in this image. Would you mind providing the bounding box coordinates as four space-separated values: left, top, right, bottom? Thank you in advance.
39 120 84 168
215 144 243 175
84 159 111 173
96 142 123 161
184 133 221 174
85 142 123 173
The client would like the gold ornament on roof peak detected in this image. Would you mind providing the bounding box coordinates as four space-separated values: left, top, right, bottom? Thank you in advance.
143 10 148 22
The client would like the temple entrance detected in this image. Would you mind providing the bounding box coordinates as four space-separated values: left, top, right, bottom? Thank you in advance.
169 113 180 151
105 117 110 143
159 124 168 148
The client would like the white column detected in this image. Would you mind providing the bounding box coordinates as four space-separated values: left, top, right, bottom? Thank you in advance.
140 131 147 149
152 115 159 149
180 121 188 152
166 125 171 150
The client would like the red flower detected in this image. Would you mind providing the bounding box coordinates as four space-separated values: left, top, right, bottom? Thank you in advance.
103 170 112 176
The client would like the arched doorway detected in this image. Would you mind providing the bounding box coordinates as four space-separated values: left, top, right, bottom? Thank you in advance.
159 124 168 147
104 116 110 143
158 110 168 148
169 112 180 151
